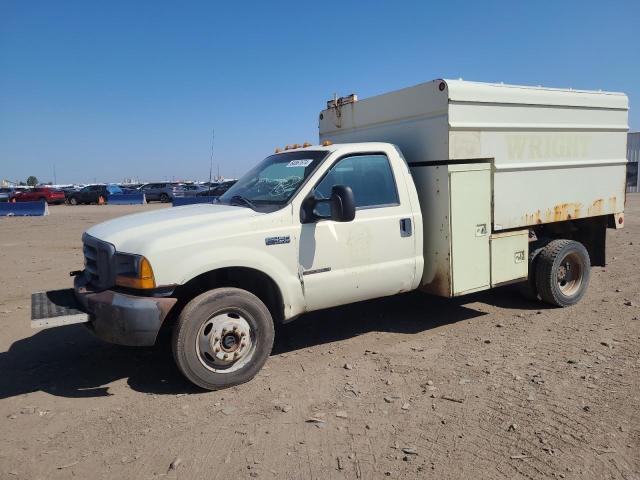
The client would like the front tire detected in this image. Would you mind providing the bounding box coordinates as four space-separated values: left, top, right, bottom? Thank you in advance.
160 193 170 203
172 287 274 390
69 197 78 205
535 239 590 307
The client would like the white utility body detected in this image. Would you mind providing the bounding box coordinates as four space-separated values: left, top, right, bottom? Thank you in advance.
37 79 628 390
319 79 628 296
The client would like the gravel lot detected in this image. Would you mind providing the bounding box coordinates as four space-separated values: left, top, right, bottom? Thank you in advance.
0 198 639 479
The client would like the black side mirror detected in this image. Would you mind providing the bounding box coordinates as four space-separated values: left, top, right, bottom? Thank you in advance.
329 185 355 222
300 184 356 223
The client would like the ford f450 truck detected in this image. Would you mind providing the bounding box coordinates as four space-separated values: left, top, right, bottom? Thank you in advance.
32 79 628 390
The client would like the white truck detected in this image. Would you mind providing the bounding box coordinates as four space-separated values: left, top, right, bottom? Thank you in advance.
35 79 628 390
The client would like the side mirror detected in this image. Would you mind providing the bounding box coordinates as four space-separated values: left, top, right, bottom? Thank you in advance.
300 185 356 223
329 185 356 222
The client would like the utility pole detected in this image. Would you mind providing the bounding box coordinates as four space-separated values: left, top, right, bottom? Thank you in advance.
208 129 214 194
53 164 57 185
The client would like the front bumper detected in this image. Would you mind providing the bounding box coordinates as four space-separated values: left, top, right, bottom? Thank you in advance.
74 274 177 346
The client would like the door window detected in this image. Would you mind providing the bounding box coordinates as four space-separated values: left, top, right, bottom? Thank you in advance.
313 154 399 215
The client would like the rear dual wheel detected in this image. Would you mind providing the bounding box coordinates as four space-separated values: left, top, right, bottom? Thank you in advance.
532 239 590 307
172 288 274 390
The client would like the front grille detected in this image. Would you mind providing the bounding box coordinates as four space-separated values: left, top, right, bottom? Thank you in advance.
83 242 99 282
82 233 116 289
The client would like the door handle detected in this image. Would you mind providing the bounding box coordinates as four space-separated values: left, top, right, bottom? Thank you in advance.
400 218 412 237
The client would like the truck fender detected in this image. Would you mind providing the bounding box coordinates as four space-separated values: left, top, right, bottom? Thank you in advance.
173 247 305 321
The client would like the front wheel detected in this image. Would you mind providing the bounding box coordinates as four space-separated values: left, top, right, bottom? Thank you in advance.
160 193 170 203
535 239 590 307
172 287 275 390
69 197 78 205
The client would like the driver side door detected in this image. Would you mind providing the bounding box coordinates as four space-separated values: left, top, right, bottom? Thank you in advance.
299 153 417 311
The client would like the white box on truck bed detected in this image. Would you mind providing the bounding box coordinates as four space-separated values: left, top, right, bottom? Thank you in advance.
319 79 628 231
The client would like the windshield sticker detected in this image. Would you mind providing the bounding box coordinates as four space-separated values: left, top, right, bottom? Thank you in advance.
286 159 313 168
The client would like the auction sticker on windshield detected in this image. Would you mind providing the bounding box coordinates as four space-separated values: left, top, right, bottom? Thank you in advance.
286 159 313 168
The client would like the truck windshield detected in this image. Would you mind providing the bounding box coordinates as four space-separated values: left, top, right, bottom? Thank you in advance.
219 150 328 210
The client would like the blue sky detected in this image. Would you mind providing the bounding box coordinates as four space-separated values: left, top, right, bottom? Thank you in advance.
1 0 639 184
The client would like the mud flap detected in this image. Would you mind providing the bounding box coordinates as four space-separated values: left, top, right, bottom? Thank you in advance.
31 289 89 329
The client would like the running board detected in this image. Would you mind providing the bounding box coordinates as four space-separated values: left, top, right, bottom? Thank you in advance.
31 289 89 329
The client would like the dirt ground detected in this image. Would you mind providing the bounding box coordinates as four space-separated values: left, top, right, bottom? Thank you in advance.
0 198 638 480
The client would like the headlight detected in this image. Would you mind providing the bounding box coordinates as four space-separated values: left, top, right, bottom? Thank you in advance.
114 253 156 289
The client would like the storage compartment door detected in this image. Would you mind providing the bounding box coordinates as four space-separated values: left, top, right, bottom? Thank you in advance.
490 231 529 287
449 167 491 295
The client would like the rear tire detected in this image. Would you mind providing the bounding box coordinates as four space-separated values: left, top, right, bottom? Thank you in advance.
535 239 590 307
69 197 78 205
172 287 274 390
160 193 170 203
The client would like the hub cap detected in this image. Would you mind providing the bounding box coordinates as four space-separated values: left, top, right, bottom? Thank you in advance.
196 311 255 373
557 252 583 296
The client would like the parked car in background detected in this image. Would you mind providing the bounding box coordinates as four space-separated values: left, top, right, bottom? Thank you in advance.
61 186 80 200
119 184 143 194
12 187 65 204
138 183 180 203
0 187 18 202
106 184 123 195
195 180 237 197
67 185 122 205
172 184 207 197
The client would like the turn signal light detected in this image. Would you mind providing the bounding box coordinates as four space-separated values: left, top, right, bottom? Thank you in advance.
116 256 156 289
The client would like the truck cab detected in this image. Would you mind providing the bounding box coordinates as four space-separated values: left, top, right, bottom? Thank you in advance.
74 142 425 391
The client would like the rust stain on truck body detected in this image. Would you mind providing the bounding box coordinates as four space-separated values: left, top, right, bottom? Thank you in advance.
419 267 452 297
521 197 616 226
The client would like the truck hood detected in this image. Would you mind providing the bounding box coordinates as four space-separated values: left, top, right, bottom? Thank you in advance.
86 204 261 253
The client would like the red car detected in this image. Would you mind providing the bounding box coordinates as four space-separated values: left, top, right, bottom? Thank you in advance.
13 187 66 204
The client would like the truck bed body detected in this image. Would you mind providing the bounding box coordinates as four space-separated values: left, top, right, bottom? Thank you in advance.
319 79 628 230
319 79 628 296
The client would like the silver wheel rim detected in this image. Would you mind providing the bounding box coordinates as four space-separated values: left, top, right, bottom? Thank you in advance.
557 252 583 296
196 311 255 373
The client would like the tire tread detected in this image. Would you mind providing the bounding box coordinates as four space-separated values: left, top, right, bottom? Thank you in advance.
535 239 590 307
172 287 274 390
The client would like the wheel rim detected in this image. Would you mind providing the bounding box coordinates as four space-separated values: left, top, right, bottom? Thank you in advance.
196 311 255 373
556 252 583 296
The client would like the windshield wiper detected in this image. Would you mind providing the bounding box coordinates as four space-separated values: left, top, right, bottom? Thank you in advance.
229 195 258 210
